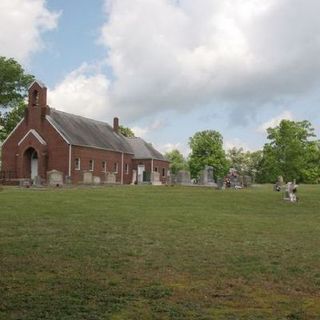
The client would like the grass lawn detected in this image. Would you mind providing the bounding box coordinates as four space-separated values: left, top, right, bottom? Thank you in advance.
0 184 320 319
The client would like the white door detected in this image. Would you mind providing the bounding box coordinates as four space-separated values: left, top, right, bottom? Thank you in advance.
31 151 38 180
137 165 145 183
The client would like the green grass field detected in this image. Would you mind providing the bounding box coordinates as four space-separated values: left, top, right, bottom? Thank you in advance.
1 185 320 319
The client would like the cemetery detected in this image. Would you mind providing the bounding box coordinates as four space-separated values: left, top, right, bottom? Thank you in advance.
0 55 319 320
0 101 314 319
1 184 320 319
1 3 320 318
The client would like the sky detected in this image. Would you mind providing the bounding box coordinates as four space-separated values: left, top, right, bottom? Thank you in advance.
1 0 320 156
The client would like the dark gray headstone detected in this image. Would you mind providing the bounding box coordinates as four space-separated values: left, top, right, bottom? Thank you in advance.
199 166 216 186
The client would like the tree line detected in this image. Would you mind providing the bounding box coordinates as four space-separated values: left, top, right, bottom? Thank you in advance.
1 56 320 183
166 120 320 184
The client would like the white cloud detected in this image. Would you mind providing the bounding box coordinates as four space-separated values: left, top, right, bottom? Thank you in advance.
0 0 60 63
155 142 190 157
96 0 320 122
131 126 148 138
48 63 112 119
257 110 293 133
43 0 320 130
131 119 166 138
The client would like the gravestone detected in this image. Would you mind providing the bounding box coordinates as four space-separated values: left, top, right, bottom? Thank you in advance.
277 176 284 185
274 176 284 191
284 182 292 201
229 174 240 188
33 175 42 186
83 171 93 184
105 172 116 184
216 178 225 190
93 176 101 185
168 173 176 185
284 182 298 202
243 176 252 187
199 166 216 186
65 175 72 185
131 170 137 184
151 171 162 185
47 170 63 186
176 170 191 185
274 181 281 192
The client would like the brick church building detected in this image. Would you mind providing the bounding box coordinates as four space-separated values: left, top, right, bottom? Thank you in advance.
1 81 169 185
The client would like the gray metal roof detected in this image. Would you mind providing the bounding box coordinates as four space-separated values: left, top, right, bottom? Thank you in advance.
125 137 168 161
47 109 134 154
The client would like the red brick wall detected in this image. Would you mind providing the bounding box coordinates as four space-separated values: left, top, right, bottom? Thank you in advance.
132 159 169 184
1 111 70 180
71 146 133 184
153 159 170 184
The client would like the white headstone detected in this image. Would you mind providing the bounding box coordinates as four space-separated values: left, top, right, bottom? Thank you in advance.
47 170 63 186
151 171 162 185
93 176 101 185
105 172 116 184
83 171 93 184
131 170 137 184
284 182 298 202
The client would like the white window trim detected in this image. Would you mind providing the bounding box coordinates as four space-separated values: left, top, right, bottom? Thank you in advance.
102 161 107 172
75 158 81 170
114 162 118 174
89 160 94 171
125 163 129 174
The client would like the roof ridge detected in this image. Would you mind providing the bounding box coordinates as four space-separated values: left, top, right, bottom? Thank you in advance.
125 136 167 161
51 108 113 129
48 109 134 154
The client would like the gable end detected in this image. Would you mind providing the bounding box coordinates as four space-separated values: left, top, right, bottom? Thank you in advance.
18 129 47 146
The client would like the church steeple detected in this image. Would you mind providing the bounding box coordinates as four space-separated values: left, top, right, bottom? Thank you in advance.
26 80 50 125
28 80 47 108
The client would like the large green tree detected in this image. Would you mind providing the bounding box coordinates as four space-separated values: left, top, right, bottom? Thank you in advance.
188 130 229 179
165 149 187 174
246 150 263 182
227 147 263 181
227 147 250 174
258 120 320 183
0 56 34 141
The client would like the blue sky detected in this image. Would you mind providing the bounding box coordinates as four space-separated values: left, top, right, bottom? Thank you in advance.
31 0 106 86
1 0 320 156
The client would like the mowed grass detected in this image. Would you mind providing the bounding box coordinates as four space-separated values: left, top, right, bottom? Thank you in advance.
0 185 320 320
